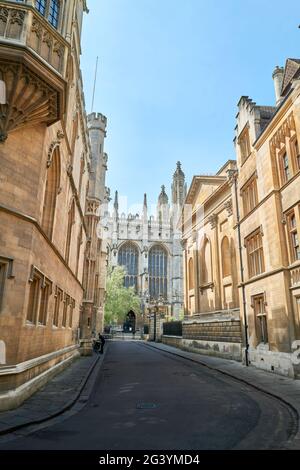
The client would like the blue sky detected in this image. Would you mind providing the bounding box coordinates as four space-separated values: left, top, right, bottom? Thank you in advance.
81 0 300 211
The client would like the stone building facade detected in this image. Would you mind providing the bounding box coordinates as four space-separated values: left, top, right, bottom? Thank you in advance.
104 162 186 331
232 59 300 377
0 0 108 410
181 160 242 360
181 58 300 377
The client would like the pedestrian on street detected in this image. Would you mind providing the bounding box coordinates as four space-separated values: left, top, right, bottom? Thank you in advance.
98 333 106 354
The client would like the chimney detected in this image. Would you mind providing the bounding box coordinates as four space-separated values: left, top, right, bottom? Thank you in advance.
272 66 284 106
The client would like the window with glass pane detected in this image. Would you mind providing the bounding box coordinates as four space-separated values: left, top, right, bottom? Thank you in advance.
242 175 258 216
48 0 60 29
118 243 139 290
35 0 46 16
282 153 290 183
246 229 265 278
149 245 168 300
288 212 300 262
254 295 268 344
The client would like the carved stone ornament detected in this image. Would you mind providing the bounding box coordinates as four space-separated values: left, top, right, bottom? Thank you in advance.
0 61 60 142
208 213 218 229
224 199 233 216
47 130 64 167
270 113 296 156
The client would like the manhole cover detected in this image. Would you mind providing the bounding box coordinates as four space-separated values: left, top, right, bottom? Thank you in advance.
136 403 157 410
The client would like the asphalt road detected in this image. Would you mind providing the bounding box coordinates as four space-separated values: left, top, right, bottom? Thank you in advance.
0 341 296 450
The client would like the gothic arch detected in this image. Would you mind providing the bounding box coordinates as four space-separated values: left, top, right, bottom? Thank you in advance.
42 146 61 240
221 236 231 278
118 242 139 290
148 244 168 300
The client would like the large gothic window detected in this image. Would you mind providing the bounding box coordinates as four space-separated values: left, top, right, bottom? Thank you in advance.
118 243 139 290
149 245 168 300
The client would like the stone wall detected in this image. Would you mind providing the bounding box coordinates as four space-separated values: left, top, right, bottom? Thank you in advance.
182 314 242 360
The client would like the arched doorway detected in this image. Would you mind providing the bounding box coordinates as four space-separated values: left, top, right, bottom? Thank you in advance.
123 310 136 333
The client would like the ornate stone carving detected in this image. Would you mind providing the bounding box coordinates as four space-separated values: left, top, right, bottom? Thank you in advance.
208 213 218 229
10 9 25 26
270 113 296 156
0 7 24 40
47 130 64 167
0 61 60 142
226 168 238 187
224 199 233 216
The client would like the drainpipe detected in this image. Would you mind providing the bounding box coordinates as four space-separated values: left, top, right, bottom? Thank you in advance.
228 169 249 366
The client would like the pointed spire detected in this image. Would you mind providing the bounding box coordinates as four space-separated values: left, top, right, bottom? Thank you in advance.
143 193 147 208
114 190 119 212
172 161 186 206
158 185 168 205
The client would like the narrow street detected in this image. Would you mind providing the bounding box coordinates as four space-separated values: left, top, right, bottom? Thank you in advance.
0 341 296 450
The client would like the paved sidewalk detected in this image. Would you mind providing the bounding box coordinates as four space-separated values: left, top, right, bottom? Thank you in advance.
144 342 300 449
0 352 102 436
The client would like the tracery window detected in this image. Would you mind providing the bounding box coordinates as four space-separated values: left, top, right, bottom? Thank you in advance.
118 243 139 290
148 245 168 300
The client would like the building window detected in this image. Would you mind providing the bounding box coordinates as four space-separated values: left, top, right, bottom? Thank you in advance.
241 175 258 216
118 242 139 290
149 245 168 300
38 279 51 326
53 286 63 327
246 229 265 278
69 299 75 328
253 295 268 344
27 267 52 325
221 236 231 278
287 212 300 262
292 139 300 171
65 199 75 264
48 0 60 29
75 225 83 278
42 147 61 240
0 262 7 312
188 258 194 290
282 152 291 183
238 125 251 164
296 297 300 327
0 257 13 312
35 0 47 16
62 294 70 327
